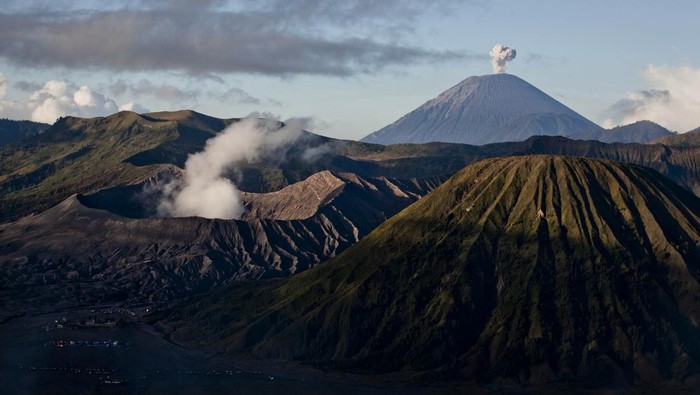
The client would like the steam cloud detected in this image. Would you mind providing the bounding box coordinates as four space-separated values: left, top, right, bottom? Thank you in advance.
119 101 151 113
490 44 517 74
602 65 700 132
157 115 307 219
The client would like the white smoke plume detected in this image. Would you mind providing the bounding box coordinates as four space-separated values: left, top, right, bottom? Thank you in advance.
157 115 307 219
490 44 517 74
602 65 700 132
119 101 151 113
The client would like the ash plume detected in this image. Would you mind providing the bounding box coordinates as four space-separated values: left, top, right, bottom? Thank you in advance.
490 44 516 74
157 115 307 219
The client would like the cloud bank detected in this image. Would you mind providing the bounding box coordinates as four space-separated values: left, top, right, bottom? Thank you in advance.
0 73 151 122
603 65 700 132
109 79 264 106
157 115 307 219
109 79 200 103
0 1 466 77
29 81 118 123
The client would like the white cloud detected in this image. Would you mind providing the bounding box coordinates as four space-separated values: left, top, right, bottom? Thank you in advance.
1 75 147 122
28 81 118 123
603 65 700 132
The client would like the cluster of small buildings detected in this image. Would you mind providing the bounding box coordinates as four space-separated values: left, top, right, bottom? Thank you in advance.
46 339 128 348
44 316 120 331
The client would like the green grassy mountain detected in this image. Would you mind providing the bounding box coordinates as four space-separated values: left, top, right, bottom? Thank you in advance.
0 112 184 220
155 155 700 388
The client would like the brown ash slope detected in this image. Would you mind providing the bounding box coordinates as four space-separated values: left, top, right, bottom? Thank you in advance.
0 170 440 315
238 170 434 221
155 155 700 388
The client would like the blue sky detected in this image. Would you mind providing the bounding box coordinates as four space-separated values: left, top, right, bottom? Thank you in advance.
1 0 699 139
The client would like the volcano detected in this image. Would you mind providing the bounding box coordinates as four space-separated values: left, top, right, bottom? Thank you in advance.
362 74 602 145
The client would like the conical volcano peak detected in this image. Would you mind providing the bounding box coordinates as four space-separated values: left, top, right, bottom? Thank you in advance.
426 74 556 112
362 74 601 145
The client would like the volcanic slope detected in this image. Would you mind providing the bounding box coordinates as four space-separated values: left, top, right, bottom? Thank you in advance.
0 170 440 316
361 74 601 145
156 155 700 388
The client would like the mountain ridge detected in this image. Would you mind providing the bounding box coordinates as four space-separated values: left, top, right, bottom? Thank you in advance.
653 127 700 147
576 120 674 143
4 109 700 222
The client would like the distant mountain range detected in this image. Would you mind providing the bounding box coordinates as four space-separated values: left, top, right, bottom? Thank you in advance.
653 126 700 147
0 118 49 146
577 120 673 143
3 110 698 223
3 110 700 317
361 74 676 145
154 155 700 388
